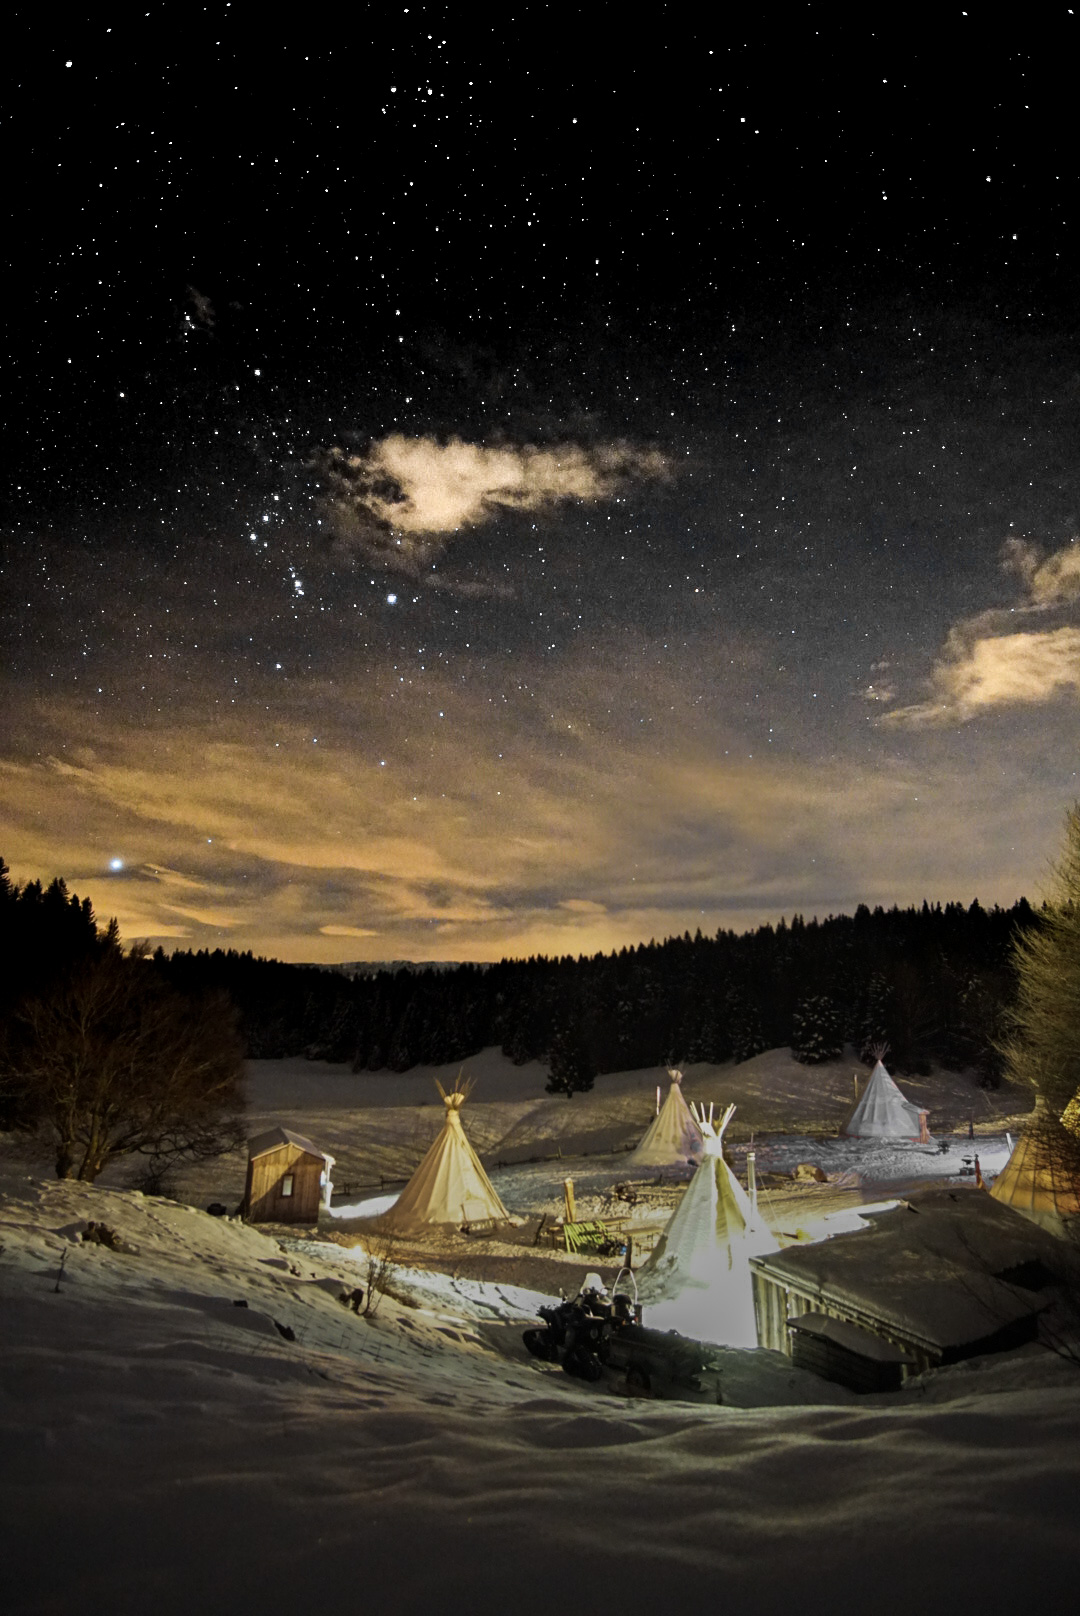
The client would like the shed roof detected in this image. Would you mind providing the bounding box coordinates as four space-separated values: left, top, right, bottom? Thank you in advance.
247 1126 329 1163
750 1187 1063 1354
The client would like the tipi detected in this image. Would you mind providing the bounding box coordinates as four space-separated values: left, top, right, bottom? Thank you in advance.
841 1059 922 1139
381 1076 510 1232
627 1069 704 1167
637 1102 777 1348
990 1101 1080 1237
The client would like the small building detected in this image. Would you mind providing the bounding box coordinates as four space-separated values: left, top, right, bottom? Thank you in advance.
243 1126 335 1225
750 1187 1068 1392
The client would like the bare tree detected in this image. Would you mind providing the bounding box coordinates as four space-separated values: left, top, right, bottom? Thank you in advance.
2 948 245 1181
357 1227 401 1317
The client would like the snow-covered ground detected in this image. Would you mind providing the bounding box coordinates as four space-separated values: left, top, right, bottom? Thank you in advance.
329 1132 1014 1227
84 1043 1029 1213
4 1048 1078 1613
4 1167 1080 1615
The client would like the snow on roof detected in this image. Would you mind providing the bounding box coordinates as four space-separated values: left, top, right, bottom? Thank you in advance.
247 1125 330 1163
751 1187 1066 1353
788 1312 917 1364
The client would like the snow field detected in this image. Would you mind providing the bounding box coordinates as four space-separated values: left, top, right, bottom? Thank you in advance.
3 1048 1077 1613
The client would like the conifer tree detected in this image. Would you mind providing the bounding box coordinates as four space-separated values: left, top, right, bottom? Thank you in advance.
545 1020 596 1098
1002 804 1080 1120
792 995 844 1064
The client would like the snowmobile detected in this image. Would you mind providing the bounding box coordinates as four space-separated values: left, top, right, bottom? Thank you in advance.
523 1271 723 1402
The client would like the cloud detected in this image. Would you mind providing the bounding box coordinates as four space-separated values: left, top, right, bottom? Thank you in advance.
315 434 670 565
883 538 1080 727
160 903 243 929
884 627 1080 727
0 658 1059 964
1002 536 1080 606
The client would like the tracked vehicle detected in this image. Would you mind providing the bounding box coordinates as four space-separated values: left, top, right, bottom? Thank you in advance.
523 1272 724 1403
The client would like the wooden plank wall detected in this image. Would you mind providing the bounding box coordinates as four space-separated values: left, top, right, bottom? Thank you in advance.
246 1143 323 1224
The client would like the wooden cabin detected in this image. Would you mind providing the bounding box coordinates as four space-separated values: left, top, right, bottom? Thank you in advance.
750 1186 1068 1393
243 1126 334 1225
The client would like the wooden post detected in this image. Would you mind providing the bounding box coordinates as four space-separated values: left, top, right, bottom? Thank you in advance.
563 1176 576 1223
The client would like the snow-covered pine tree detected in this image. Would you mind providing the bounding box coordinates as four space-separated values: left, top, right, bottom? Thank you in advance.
726 987 766 1064
545 1021 596 1098
792 994 844 1063
858 972 893 1063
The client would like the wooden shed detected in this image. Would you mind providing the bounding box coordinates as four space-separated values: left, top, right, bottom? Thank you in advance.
243 1126 334 1225
749 1187 1066 1392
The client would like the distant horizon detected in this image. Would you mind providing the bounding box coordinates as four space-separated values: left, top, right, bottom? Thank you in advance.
3 848 1047 969
118 891 1042 970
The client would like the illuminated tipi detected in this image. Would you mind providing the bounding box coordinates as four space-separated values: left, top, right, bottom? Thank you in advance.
627 1068 704 1167
637 1102 777 1347
990 1100 1080 1237
382 1076 510 1231
841 1058 922 1139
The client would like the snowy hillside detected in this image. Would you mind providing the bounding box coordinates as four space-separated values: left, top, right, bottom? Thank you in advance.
3 1046 1080 1613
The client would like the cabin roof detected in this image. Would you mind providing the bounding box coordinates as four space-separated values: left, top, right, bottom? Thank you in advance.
247 1125 329 1163
788 1311 916 1364
751 1187 1065 1353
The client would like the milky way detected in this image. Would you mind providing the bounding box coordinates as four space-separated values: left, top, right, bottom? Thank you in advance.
4 13 1080 960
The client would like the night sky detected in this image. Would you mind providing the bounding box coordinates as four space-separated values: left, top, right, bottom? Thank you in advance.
5 10 1080 963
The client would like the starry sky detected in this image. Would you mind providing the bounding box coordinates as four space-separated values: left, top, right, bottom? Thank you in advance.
5 9 1080 963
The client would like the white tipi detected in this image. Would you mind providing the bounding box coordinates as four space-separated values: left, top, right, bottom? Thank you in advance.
637 1102 777 1348
628 1069 704 1167
841 1059 922 1139
381 1076 510 1232
990 1101 1080 1237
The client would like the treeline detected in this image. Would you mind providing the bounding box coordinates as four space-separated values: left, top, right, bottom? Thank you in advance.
156 898 1036 1084
0 866 108 1017
0 857 1038 1087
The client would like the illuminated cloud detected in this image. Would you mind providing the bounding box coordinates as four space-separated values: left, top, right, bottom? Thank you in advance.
0 662 1056 963
884 628 1080 727
1001 536 1080 606
315 434 670 564
883 538 1080 727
